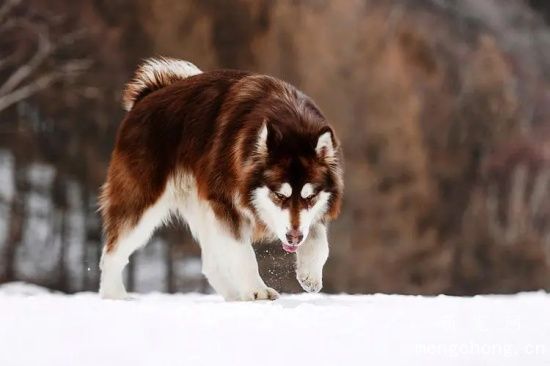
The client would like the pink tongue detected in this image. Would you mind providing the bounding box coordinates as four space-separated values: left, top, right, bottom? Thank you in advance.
282 243 299 253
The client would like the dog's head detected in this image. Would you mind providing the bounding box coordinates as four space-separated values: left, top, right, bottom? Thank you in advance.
249 120 343 253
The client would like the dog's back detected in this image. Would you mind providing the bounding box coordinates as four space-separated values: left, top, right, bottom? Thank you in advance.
101 69 247 248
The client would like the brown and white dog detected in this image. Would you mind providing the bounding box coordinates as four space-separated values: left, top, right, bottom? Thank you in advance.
99 57 343 301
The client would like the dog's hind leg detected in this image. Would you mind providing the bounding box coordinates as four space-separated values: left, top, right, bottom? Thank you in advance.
99 191 171 300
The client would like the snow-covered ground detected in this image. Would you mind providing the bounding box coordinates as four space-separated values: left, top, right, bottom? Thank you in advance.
1 282 549 366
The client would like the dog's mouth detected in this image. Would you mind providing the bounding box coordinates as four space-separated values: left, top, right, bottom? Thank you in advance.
282 242 300 253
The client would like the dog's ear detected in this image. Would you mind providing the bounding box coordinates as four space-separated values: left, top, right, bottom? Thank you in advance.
255 122 269 156
316 126 337 160
256 120 282 156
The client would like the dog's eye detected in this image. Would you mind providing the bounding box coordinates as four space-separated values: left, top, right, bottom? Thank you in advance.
304 193 318 201
274 192 288 201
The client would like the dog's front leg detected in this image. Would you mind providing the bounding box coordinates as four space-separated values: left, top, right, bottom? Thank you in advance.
198 222 279 301
296 223 329 293
202 236 279 301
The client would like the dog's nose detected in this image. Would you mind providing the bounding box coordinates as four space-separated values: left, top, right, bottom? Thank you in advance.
285 229 303 245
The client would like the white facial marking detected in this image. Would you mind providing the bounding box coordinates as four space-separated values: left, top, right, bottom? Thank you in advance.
279 183 292 197
298 191 331 243
252 185 331 248
301 183 314 198
316 131 334 158
252 186 290 244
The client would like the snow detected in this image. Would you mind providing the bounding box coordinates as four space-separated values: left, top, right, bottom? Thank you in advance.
1 283 549 366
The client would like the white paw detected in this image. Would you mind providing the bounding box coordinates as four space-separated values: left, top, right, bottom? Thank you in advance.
297 271 322 293
235 286 280 301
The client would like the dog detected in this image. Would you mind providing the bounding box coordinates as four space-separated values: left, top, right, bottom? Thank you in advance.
99 57 343 301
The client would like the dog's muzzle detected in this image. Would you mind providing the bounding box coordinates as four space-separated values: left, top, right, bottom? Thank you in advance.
282 229 303 253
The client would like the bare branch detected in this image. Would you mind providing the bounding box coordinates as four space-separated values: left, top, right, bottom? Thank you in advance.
0 53 20 72
57 29 88 47
0 56 91 113
0 0 21 25
0 16 17 33
60 59 93 74
0 73 61 113
0 28 52 95
0 1 90 113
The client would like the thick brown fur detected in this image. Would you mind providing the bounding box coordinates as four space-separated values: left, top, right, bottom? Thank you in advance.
100 69 343 252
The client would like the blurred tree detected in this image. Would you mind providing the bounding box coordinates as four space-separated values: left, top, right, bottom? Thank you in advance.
0 0 548 295
529 0 550 23
0 0 90 113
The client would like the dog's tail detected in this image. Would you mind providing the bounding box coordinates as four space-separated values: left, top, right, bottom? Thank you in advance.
122 57 202 111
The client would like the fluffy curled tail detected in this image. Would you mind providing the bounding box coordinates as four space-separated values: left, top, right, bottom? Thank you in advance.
122 57 202 111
